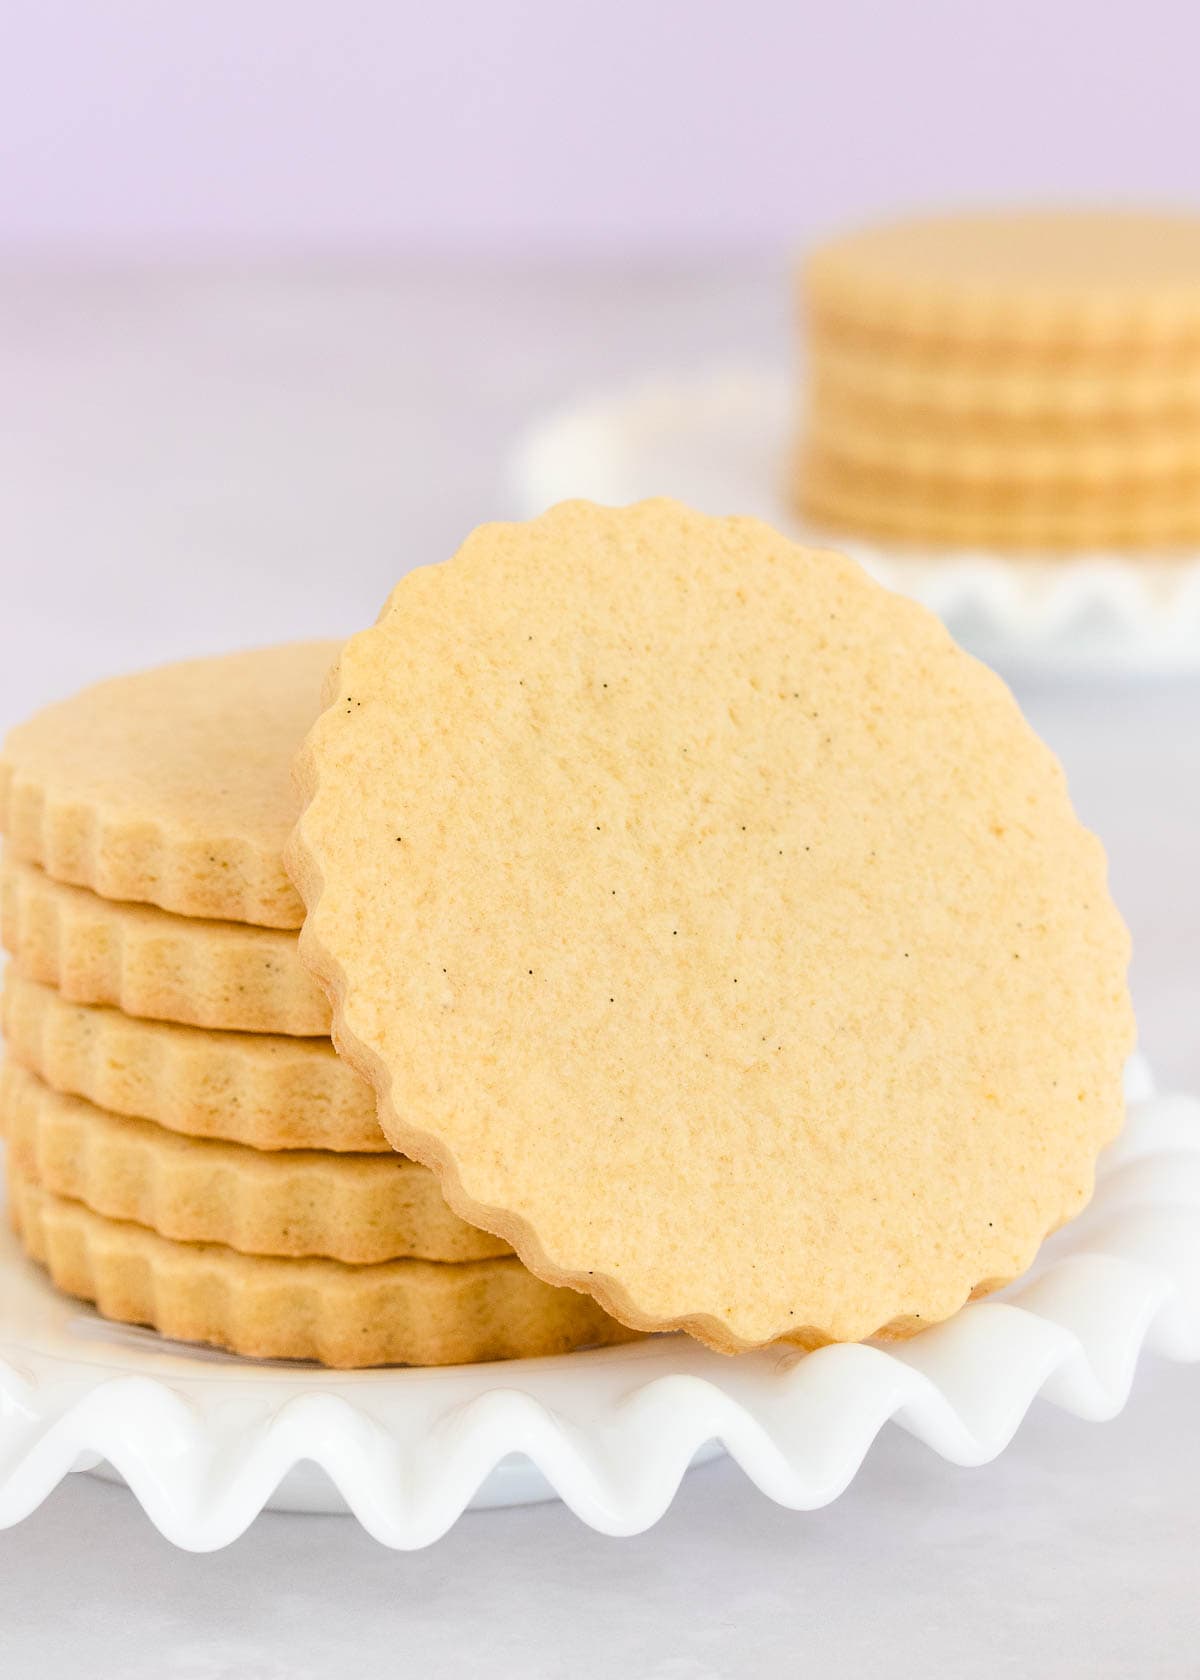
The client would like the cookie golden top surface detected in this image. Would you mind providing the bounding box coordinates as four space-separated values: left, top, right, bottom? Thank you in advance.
807 211 1200 346
0 641 339 928
290 499 1133 1352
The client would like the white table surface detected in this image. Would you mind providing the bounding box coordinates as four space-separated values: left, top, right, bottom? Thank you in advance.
1 259 1198 1678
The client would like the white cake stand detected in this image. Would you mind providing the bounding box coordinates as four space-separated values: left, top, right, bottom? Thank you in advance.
1 1058 1196 1551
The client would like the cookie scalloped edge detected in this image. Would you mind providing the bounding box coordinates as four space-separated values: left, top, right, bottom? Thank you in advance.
284 512 1133 1357
8 1164 635 1369
0 756 305 929
0 1063 509 1264
1 971 385 1152
1 857 330 1036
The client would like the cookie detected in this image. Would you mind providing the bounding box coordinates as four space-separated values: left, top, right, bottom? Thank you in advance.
805 210 1200 353
2 972 385 1152
0 642 338 928
1 858 329 1034
810 344 1200 426
797 451 1200 552
8 1163 635 1368
0 1062 507 1262
288 499 1134 1353
810 343 1200 424
807 410 1200 486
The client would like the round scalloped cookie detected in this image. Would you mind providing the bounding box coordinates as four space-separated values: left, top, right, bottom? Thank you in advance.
805 211 1200 353
288 499 1134 1354
0 858 330 1035
9 1165 634 1369
808 344 1200 426
806 411 1200 486
795 450 1200 552
0 1062 508 1263
1 972 384 1151
0 642 339 928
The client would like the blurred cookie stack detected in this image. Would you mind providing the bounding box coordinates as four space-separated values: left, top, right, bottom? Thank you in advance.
0 644 631 1366
794 210 1200 552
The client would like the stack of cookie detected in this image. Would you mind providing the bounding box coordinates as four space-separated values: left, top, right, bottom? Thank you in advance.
0 505 1134 1367
0 643 632 1366
794 209 1200 552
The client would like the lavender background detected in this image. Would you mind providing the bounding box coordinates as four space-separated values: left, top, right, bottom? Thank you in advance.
3 0 1197 251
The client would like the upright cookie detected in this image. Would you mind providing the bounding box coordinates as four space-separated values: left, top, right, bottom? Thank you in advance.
1 858 329 1035
289 499 1133 1354
0 642 339 927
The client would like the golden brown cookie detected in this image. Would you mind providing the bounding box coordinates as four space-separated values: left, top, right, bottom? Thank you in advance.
2 972 384 1151
797 450 1200 552
8 1163 635 1368
809 344 1200 427
1 857 329 1034
288 499 1134 1354
805 210 1200 353
0 642 338 927
806 409 1200 486
1 1062 504 1262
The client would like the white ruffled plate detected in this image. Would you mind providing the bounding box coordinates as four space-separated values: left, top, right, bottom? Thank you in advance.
1 1057 1197 1551
508 367 1200 678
